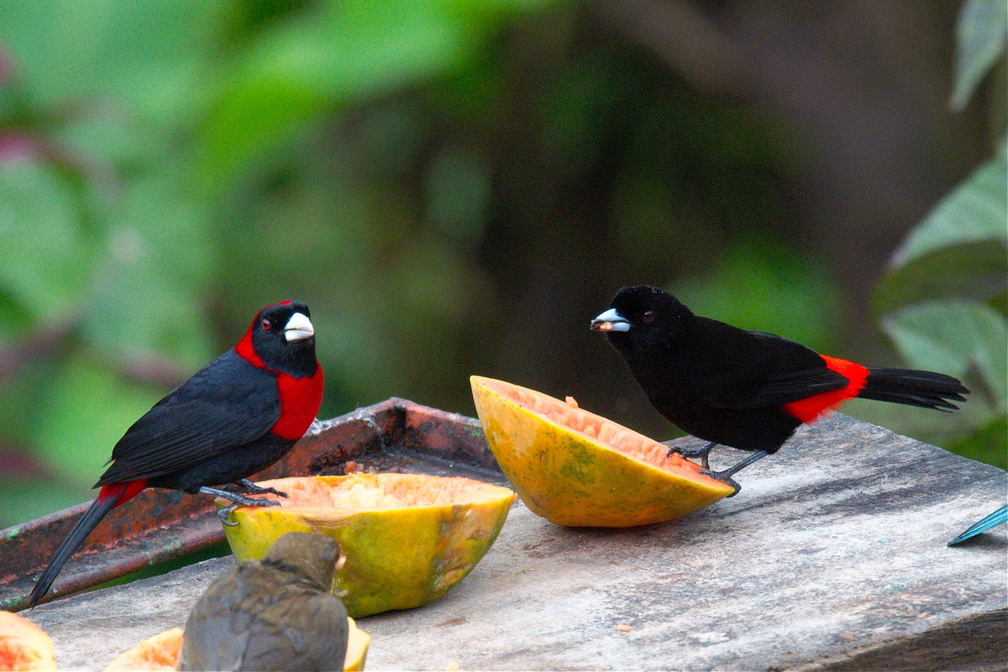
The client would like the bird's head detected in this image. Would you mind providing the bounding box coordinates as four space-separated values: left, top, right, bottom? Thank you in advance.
590 285 692 354
238 301 318 377
263 532 344 592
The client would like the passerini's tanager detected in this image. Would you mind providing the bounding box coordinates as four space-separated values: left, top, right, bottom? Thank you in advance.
591 286 968 494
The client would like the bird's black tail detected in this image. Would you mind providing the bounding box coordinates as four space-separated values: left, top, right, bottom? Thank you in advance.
860 367 969 411
27 488 123 607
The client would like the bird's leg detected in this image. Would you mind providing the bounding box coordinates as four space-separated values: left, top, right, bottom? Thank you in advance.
234 478 288 498
199 486 281 527
700 449 769 497
664 440 718 470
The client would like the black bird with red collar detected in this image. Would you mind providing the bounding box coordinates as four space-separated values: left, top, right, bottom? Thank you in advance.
591 286 968 494
28 301 323 607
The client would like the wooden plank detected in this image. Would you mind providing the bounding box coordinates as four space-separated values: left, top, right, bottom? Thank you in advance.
22 414 1007 670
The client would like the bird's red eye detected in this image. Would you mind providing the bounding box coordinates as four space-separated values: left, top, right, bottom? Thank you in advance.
641 311 655 323
261 318 272 331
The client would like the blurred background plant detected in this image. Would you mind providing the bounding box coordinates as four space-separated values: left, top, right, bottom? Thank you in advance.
0 0 1004 528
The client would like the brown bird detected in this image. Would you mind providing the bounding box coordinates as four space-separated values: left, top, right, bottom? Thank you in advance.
179 532 348 671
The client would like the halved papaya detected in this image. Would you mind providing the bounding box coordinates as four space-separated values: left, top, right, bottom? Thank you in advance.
103 618 370 671
218 474 515 617
0 611 56 672
470 375 735 527
103 627 182 671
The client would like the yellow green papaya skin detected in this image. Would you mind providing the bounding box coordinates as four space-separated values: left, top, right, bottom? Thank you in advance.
471 375 734 527
218 474 515 618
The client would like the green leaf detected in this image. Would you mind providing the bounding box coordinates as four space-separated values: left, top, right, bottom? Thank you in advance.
951 0 1008 110
82 175 218 369
948 413 1007 470
882 299 1007 405
200 0 475 191
199 0 554 191
891 155 1007 267
34 354 165 489
0 0 227 123
873 240 1007 316
0 478 92 528
672 239 843 353
0 162 96 318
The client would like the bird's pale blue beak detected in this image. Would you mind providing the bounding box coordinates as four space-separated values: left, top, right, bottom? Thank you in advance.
590 308 631 332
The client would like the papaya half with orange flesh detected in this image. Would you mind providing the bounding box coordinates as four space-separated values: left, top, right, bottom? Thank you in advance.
0 611 56 672
470 375 735 527
103 627 182 672
104 618 370 671
218 474 515 617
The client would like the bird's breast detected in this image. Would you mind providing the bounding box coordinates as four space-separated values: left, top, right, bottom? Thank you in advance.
271 364 324 441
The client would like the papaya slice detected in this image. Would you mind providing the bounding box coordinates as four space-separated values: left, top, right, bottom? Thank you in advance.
103 627 182 671
0 611 56 672
218 474 515 617
470 375 735 527
103 618 370 671
343 618 371 672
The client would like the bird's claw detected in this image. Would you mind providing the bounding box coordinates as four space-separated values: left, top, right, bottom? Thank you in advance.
699 469 741 497
217 503 241 526
664 440 714 469
251 485 288 498
236 479 288 498
216 494 282 526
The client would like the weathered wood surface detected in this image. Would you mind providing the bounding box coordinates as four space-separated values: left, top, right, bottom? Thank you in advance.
24 414 1007 670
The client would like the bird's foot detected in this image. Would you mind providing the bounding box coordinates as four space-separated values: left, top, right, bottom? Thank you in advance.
699 469 741 497
696 449 770 498
216 502 242 526
664 440 717 470
199 486 282 527
235 478 288 498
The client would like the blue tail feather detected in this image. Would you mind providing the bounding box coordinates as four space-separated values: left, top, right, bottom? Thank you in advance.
947 505 1008 546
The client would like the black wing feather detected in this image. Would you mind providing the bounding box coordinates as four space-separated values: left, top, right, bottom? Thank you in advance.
695 328 849 409
95 350 280 486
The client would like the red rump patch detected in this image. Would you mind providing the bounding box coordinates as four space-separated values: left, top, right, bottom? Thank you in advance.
97 478 148 509
272 364 325 441
783 355 869 424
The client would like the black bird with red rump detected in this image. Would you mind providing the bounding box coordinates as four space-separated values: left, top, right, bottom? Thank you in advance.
27 301 323 607
591 286 968 494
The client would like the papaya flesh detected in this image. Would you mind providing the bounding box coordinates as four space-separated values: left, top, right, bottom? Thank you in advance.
103 627 182 671
218 474 515 617
470 375 735 527
0 612 56 672
103 619 370 671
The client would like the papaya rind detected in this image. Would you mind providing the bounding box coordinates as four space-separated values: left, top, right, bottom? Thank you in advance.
103 621 369 671
470 375 734 527
344 617 369 672
220 474 515 618
103 627 183 671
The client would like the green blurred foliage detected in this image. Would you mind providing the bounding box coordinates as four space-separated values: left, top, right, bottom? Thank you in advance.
0 0 1003 528
951 0 1007 110
869 2 1007 468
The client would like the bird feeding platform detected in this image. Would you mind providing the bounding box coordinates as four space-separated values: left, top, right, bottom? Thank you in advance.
6 400 1007 670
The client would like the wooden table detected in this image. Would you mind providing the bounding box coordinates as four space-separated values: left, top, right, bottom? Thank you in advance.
24 414 1008 670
